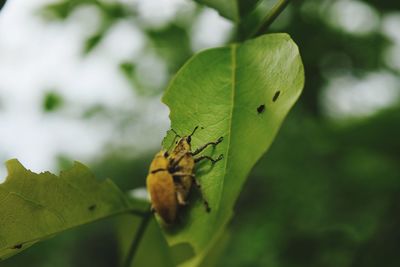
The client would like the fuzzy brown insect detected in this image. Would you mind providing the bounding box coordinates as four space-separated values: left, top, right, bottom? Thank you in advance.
146 126 223 224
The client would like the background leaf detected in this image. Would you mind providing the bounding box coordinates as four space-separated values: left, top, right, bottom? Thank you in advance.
0 0 6 12
0 159 145 260
194 0 261 22
161 33 304 265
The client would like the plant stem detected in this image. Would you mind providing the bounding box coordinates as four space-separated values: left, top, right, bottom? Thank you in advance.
123 210 152 267
249 0 291 38
0 0 6 12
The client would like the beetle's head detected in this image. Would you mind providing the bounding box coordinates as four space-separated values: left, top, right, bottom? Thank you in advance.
171 126 199 151
175 137 191 151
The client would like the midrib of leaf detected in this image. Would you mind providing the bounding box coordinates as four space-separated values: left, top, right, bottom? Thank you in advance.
216 43 237 216
181 44 239 267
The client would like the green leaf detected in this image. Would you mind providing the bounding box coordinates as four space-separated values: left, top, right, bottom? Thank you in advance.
161 33 304 266
0 159 145 260
195 0 261 22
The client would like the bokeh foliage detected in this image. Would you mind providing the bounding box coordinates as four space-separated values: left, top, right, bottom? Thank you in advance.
3 0 400 266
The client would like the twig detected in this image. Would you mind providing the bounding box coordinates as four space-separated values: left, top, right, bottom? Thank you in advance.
249 0 291 38
0 0 7 11
123 210 152 267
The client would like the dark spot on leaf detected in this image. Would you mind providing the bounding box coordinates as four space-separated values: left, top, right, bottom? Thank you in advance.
257 104 265 114
205 204 211 213
13 244 22 249
88 204 96 211
273 91 281 102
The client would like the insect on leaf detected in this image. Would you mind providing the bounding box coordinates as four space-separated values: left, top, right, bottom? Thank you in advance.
161 33 304 266
0 159 146 260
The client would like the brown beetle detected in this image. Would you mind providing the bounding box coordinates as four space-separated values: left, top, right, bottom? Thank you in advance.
146 127 223 224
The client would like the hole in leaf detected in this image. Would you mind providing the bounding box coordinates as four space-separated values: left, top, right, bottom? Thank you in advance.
257 104 265 114
13 244 22 249
88 204 96 211
273 91 281 102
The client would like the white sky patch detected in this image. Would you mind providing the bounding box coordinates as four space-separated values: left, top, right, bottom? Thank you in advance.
381 12 400 43
322 72 400 120
327 0 380 36
0 0 171 181
67 5 103 36
382 13 400 71
128 187 149 202
94 20 146 62
135 0 193 28
191 8 233 51
134 52 169 92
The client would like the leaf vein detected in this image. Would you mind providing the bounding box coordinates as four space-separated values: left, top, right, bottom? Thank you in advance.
217 44 237 215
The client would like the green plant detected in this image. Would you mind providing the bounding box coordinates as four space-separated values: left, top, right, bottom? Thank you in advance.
0 1 304 266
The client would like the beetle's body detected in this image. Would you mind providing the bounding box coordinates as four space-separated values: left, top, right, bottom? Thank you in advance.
169 138 195 205
146 127 224 224
146 151 177 224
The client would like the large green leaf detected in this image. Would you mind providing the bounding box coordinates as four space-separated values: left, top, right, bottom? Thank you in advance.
195 0 261 22
161 33 304 266
0 159 144 260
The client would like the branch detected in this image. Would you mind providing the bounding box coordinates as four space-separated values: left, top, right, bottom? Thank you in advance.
249 0 291 38
123 210 152 267
0 0 7 12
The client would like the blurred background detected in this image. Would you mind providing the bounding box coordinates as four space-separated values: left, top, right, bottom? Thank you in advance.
1 0 400 266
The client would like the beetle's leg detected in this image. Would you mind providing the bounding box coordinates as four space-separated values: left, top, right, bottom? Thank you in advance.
194 154 223 164
173 173 193 206
169 152 188 170
175 183 188 205
192 137 223 156
172 172 194 178
176 192 187 205
191 177 211 212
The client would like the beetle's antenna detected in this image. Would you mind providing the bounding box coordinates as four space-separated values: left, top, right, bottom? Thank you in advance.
189 126 199 137
166 134 178 153
171 128 181 138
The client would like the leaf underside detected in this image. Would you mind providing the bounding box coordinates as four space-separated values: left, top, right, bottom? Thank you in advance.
162 33 304 266
0 159 143 260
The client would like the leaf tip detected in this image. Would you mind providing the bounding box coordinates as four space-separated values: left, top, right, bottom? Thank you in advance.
4 159 27 177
